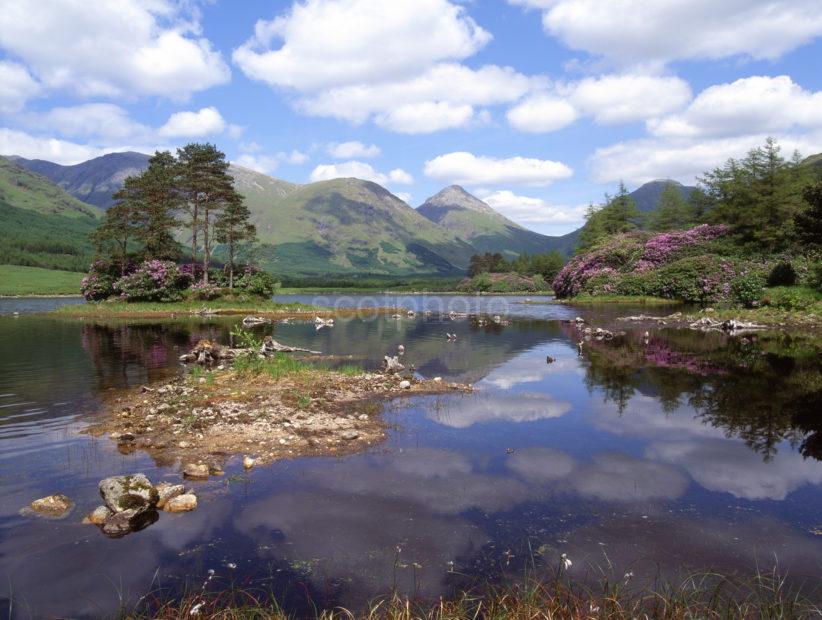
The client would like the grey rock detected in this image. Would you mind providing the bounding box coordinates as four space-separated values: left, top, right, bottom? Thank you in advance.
98 474 158 513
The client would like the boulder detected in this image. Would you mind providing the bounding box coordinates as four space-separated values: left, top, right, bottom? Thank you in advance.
86 505 112 525
381 355 405 374
98 474 158 513
183 463 210 479
399 380 411 389
28 494 74 518
165 494 198 513
155 483 186 509
101 508 158 538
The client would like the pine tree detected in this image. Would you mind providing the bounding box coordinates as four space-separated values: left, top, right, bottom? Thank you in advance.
133 151 180 260
93 176 139 274
576 203 606 253
177 143 239 282
215 194 257 289
601 182 639 234
650 182 691 231
796 182 822 249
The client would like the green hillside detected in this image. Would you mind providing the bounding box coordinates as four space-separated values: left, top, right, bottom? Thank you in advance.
233 169 475 275
0 158 100 271
0 157 102 218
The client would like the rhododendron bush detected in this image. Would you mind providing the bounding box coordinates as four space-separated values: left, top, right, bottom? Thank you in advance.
552 224 767 304
113 260 191 302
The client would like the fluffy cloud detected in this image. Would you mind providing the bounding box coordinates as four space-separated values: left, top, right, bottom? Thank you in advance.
507 74 691 133
158 107 227 138
429 391 571 428
0 0 229 99
29 103 149 141
233 1 538 133
520 0 822 66
590 132 821 186
0 127 148 165
589 75 822 184
424 151 573 187
648 75 822 139
327 141 381 159
0 60 40 113
234 150 309 174
506 95 578 133
233 0 489 91
573 453 689 502
309 160 413 186
477 189 589 226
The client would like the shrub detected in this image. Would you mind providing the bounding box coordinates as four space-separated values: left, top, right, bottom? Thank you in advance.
235 268 278 297
810 261 822 292
645 255 739 304
114 260 189 302
81 259 121 301
190 280 222 300
767 261 797 287
731 272 764 307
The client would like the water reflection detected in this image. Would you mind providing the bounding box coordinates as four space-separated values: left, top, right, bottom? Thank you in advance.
0 298 820 617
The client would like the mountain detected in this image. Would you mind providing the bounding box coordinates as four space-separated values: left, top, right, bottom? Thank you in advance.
12 151 150 209
417 185 574 257
801 152 822 178
0 157 100 271
0 157 103 219
629 179 695 214
233 169 475 275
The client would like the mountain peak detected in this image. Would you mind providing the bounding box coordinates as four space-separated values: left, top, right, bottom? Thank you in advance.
421 185 498 216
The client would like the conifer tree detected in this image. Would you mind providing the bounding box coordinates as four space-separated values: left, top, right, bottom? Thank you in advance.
133 151 180 260
650 182 692 231
215 194 256 289
93 176 139 274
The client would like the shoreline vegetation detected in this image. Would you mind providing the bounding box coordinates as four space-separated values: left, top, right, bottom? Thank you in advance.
0 264 84 296
125 567 821 619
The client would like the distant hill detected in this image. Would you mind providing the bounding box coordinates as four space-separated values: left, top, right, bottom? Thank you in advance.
802 152 822 178
12 151 150 209
0 157 100 271
417 185 573 257
629 179 695 214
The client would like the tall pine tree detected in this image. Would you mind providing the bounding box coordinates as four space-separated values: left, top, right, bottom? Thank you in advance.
215 194 256 289
133 151 180 260
93 176 140 274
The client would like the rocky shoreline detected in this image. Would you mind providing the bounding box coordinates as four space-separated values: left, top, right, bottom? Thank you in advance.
85 343 472 470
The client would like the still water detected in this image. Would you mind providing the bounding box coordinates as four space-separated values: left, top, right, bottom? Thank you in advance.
0 295 820 618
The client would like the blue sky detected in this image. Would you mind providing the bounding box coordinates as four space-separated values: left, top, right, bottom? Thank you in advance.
1 1 821 236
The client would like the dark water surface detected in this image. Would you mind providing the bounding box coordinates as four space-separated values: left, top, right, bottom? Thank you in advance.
0 296 821 618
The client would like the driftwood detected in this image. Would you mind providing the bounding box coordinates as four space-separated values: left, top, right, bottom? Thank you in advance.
242 316 271 326
381 355 405 374
259 335 321 355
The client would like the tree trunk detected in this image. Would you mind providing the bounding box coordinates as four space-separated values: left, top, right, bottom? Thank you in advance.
228 239 235 290
190 197 199 267
202 204 210 284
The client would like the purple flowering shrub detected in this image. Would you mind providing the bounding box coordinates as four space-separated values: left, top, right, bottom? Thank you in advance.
81 259 135 301
114 260 190 302
190 280 221 300
552 225 750 303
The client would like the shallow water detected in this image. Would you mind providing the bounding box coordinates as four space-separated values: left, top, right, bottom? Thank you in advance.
0 296 820 618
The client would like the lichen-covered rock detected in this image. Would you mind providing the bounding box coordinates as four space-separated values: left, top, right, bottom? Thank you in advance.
183 463 209 479
86 505 112 525
98 474 159 513
101 508 158 538
165 494 197 513
28 494 74 518
155 483 186 509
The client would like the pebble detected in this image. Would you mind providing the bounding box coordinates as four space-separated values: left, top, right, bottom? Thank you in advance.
243 455 256 469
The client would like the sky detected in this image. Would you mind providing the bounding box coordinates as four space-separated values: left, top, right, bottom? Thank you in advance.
1 0 822 236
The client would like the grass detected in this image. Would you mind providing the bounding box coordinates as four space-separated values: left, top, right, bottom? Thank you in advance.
232 350 364 381
125 566 821 619
0 264 85 296
556 294 682 305
50 297 328 318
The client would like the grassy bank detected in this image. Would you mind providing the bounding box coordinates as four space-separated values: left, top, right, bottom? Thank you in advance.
556 294 681 305
128 569 820 619
0 264 84 296
51 298 329 318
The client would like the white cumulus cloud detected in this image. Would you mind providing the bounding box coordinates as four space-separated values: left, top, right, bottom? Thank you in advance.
233 0 539 133
158 107 227 138
309 160 413 186
326 141 381 159
0 60 40 113
424 151 573 187
0 0 229 100
520 0 822 67
477 189 589 226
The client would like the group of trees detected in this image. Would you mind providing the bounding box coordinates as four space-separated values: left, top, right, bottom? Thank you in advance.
576 138 821 255
93 143 256 288
468 250 565 282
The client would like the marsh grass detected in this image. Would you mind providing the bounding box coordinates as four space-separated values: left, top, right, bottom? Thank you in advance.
52 298 322 318
126 565 821 619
